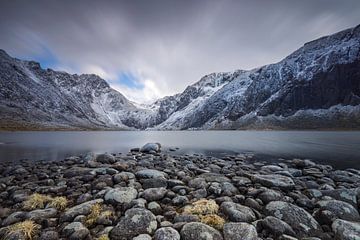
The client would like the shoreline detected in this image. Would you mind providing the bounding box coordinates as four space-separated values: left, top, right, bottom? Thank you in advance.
0 146 360 239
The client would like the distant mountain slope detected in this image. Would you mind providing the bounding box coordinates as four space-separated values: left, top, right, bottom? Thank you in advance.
0 49 138 130
0 24 359 130
152 24 360 129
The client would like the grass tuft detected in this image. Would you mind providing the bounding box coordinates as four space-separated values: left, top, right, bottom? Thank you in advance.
183 199 219 215
85 203 103 227
23 193 51 210
5 220 40 240
97 234 110 240
23 194 69 211
48 196 68 211
200 214 225 230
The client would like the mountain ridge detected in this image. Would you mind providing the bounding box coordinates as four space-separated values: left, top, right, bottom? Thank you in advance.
0 24 360 130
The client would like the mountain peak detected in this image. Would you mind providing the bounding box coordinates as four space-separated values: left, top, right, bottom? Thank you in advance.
0 24 360 130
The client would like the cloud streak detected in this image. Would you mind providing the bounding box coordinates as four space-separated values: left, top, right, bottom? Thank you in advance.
1 0 359 103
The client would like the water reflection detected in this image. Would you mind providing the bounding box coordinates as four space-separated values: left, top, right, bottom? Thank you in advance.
0 131 359 169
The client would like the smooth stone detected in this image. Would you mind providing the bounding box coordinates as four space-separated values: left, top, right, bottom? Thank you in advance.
96 153 116 164
148 202 162 215
223 222 258 240
261 216 296 237
198 173 231 183
109 208 157 239
90 167 118 175
27 208 58 223
136 169 167 179
113 172 135 184
320 188 358 207
180 222 223 240
316 200 360 222
172 196 189 206
154 227 180 240
257 188 283 204
188 178 208 189
62 222 90 240
265 201 322 237
252 174 295 189
2 211 26 226
220 202 256 223
142 187 167 201
141 178 168 189
140 143 161 153
39 231 59 240
104 187 138 204
60 199 103 222
332 219 360 240
132 234 152 240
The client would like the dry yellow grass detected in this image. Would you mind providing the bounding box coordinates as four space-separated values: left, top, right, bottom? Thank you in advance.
23 194 69 211
23 193 51 210
100 210 114 219
200 214 225 230
85 203 103 227
183 199 219 215
48 196 68 211
5 220 40 240
97 234 110 240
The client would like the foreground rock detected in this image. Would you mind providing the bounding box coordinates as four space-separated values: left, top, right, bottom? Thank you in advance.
140 143 161 153
109 208 157 239
180 222 223 240
154 227 180 240
60 199 103 222
223 222 258 240
104 187 138 205
62 222 90 239
1 146 360 240
220 202 256 222
332 219 360 240
265 201 323 237
252 174 295 189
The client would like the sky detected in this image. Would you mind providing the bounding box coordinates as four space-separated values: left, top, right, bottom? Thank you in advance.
0 0 360 103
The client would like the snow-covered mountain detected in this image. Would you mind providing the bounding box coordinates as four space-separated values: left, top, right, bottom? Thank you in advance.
0 24 359 130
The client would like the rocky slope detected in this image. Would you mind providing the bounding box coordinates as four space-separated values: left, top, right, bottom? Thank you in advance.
0 24 359 130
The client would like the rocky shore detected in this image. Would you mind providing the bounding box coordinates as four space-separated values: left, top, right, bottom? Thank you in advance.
0 143 360 240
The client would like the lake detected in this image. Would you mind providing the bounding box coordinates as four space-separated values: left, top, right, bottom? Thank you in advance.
0 131 359 169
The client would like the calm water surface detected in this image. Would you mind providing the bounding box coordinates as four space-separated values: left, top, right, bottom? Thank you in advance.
0 131 359 169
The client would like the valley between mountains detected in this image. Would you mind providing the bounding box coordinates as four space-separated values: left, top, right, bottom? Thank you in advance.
1 24 360 130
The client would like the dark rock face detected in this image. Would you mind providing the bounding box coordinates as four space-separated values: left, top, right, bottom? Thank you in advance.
1 24 360 130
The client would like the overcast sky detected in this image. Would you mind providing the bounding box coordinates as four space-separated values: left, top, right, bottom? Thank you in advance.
1 0 359 103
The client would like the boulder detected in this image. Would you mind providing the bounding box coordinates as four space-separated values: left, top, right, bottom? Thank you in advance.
252 174 295 189
60 199 103 222
261 216 296 237
140 143 161 153
223 222 258 240
109 208 157 239
136 169 167 179
316 200 360 222
332 219 360 240
142 187 167 201
27 208 58 223
220 202 256 223
154 227 180 240
180 222 223 240
96 153 116 164
104 187 138 205
62 222 89 240
198 173 231 183
265 201 322 237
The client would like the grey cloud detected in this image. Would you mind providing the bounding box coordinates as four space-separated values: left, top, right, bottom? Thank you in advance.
1 0 360 102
